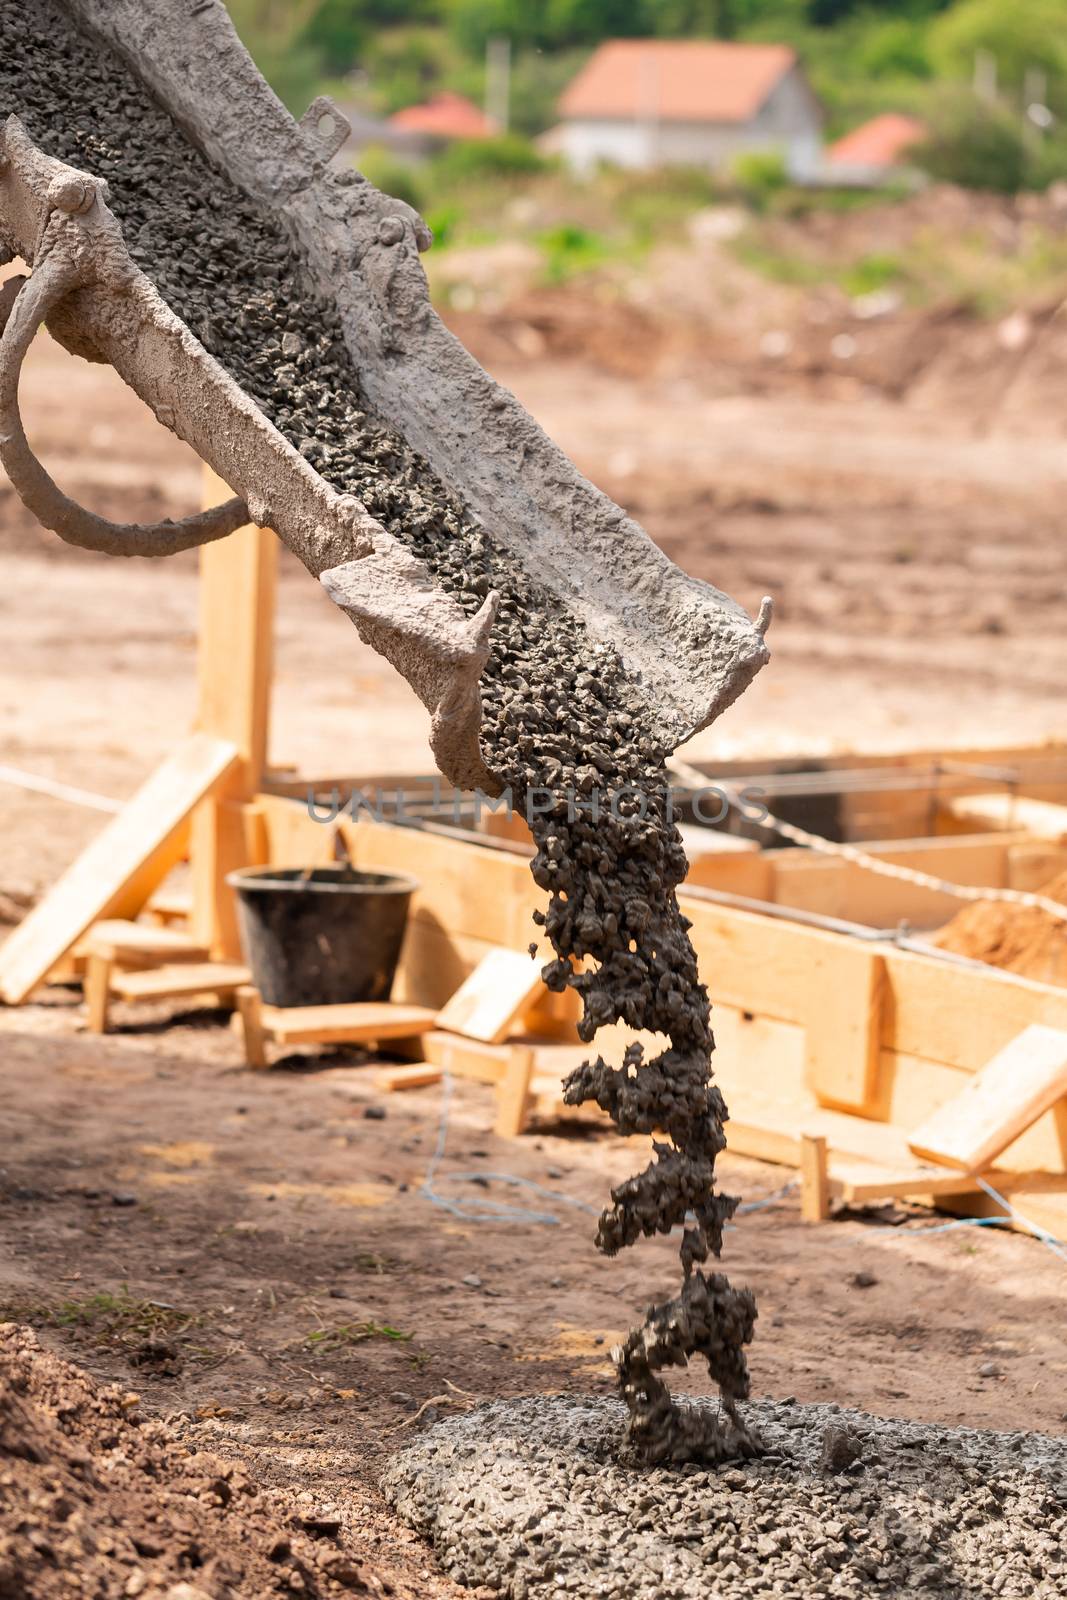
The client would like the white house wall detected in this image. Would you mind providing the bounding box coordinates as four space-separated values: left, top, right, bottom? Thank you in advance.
559 64 824 180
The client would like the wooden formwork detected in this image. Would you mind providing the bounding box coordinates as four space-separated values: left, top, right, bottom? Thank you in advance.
230 793 1067 1240
3 474 1067 1238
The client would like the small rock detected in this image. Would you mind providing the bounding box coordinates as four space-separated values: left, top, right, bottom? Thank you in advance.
363 1105 386 1121
819 1420 864 1474
979 1362 1003 1378
462 1274 483 1289
111 1193 138 1207
851 1271 877 1288
389 1390 413 1407
293 1509 342 1538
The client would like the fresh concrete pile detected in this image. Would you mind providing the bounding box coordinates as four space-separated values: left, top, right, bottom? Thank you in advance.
4 0 761 1460
383 1395 1067 1599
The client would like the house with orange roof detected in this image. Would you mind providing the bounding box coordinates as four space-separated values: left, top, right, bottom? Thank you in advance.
556 38 823 179
388 91 497 153
826 113 927 185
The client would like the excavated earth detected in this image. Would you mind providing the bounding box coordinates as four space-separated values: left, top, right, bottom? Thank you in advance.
383 1395 1067 1600
0 1323 385 1599
2 0 758 1458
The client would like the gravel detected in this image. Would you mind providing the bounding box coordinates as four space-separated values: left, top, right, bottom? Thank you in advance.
383 1395 1067 1600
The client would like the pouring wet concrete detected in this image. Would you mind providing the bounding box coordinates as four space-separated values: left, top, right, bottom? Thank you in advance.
383 1395 1067 1599
5 0 764 1461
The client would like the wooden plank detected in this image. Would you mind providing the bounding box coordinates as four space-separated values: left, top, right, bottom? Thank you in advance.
255 793 338 870
191 797 267 960
197 467 276 790
943 792 1067 841
83 921 209 963
0 733 239 1005
908 1024 1067 1172
111 962 250 1000
435 947 545 1043
882 1049 1067 1174
768 835 1016 929
1007 842 1067 893
374 1062 443 1092
341 815 540 951
804 945 885 1113
826 1156 987 1204
885 945 1067 1077
685 851 774 899
145 888 192 925
800 1135 830 1221
423 1031 514 1084
263 1001 438 1045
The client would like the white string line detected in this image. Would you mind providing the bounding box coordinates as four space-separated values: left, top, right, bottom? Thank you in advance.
667 762 1067 926
756 807 1067 925
0 762 121 813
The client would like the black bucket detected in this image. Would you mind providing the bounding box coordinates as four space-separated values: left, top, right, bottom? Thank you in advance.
227 866 418 1008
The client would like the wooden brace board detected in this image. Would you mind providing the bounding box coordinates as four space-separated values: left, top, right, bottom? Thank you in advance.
434 946 545 1043
0 733 240 1005
907 1024 1067 1172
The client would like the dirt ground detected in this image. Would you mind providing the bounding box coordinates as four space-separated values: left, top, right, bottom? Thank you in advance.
2 275 1067 1593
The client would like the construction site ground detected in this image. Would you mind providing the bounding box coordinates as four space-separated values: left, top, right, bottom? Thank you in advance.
2 275 1067 1592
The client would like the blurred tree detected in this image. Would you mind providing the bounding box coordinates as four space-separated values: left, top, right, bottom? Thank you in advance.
449 0 550 56
300 0 367 73
226 0 322 108
929 0 1067 91
913 88 1027 188
647 0 736 37
859 17 932 77
809 0 950 21
546 0 650 46
363 26 455 111
298 0 451 76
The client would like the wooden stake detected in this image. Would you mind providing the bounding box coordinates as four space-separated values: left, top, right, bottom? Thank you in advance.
84 952 113 1035
800 1134 830 1222
236 985 268 1070
494 1043 535 1138
196 467 276 791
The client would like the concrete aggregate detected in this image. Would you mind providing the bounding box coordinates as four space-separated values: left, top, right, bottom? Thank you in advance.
2 0 758 1459
383 1395 1067 1600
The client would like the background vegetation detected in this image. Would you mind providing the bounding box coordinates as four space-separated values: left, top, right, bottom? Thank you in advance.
223 0 1067 316
227 0 1067 154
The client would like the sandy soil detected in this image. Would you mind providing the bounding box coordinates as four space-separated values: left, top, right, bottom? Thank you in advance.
3 294 1067 1592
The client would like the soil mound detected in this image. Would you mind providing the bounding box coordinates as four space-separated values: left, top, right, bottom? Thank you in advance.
933 870 1067 987
0 1323 382 1600
384 1394 1067 1600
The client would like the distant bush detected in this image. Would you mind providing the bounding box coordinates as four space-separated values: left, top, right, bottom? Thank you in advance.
731 148 789 208
422 202 462 248
356 146 426 211
537 222 606 283
840 251 905 297
432 134 550 182
912 94 1027 192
